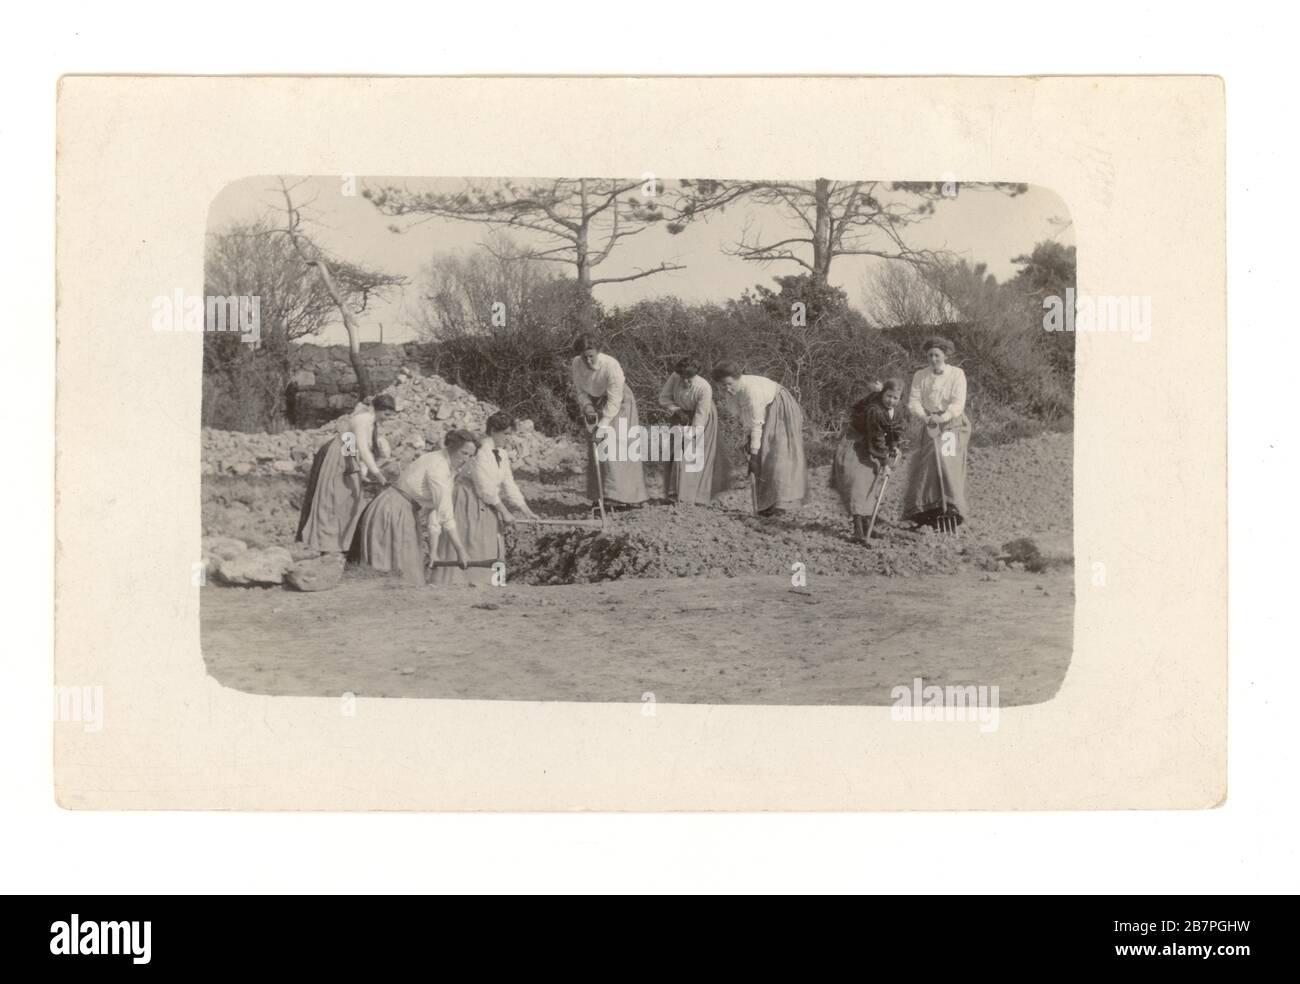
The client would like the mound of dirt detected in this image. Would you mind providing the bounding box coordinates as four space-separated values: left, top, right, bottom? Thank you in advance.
203 364 583 480
501 431 1073 583
201 420 1073 584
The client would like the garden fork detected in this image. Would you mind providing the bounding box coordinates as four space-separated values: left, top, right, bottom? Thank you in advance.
928 424 960 535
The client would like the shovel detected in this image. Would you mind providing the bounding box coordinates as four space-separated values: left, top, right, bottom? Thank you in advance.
586 421 610 528
864 458 896 543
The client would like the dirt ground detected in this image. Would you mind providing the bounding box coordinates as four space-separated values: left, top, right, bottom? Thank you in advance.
200 430 1073 705
200 568 1073 706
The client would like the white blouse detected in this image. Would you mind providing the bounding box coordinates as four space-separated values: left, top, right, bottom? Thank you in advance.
657 373 714 428
727 374 781 453
570 353 626 428
338 407 382 479
908 365 968 425
466 436 528 511
395 449 458 538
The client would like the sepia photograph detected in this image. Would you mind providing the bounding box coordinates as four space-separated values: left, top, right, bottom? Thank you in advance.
51 74 1226 820
196 173 1078 714
9 0 1289 909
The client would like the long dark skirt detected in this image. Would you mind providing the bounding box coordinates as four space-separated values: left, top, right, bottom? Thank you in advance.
586 388 649 505
349 486 425 585
754 387 808 512
664 403 730 505
830 435 884 517
902 415 972 525
296 435 364 553
430 480 504 588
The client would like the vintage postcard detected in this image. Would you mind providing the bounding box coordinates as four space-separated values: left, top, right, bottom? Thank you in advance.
54 76 1225 809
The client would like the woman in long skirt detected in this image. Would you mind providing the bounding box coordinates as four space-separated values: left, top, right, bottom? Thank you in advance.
570 333 648 508
711 361 808 515
296 394 396 553
349 429 478 584
432 413 539 587
657 357 730 505
831 379 905 541
901 336 972 527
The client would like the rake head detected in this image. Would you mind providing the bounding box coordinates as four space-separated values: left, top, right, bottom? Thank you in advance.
934 511 960 535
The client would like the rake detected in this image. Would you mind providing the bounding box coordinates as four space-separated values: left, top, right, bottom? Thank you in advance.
928 424 960 535
428 532 510 569
516 517 605 529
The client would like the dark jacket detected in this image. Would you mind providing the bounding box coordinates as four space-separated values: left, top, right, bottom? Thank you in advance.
850 393 904 465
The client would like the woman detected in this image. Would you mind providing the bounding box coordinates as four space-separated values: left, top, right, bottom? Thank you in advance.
657 357 730 505
831 379 905 541
710 361 808 515
902 336 972 528
296 394 396 553
349 429 478 585
570 333 648 509
431 413 539 587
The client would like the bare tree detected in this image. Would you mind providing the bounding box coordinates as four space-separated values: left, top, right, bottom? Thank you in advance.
273 178 406 398
364 178 684 307
861 260 957 329
205 215 401 429
667 179 1028 287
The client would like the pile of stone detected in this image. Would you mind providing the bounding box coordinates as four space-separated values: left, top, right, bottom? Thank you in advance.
202 363 583 480
200 535 347 592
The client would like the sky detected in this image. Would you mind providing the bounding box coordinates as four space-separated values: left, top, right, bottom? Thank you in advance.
207 176 1073 345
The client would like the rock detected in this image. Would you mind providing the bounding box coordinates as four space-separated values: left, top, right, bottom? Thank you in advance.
271 459 297 474
290 370 316 388
203 535 248 560
285 552 345 592
229 461 253 476
435 404 453 421
1001 538 1043 565
216 546 294 586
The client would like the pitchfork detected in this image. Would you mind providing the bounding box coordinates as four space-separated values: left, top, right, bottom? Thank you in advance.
928 424 960 535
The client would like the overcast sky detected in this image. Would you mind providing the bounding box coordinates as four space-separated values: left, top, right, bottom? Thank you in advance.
208 176 1073 345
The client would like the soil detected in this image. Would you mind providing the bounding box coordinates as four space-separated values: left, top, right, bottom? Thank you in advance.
201 569 1073 706
199 430 1074 704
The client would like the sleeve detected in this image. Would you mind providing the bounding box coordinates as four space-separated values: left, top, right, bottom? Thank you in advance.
691 379 713 430
850 398 870 437
499 452 528 511
745 385 765 453
570 359 596 419
598 360 625 428
422 460 457 537
658 374 678 410
468 448 500 507
353 413 382 478
907 373 927 422
938 369 967 423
